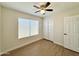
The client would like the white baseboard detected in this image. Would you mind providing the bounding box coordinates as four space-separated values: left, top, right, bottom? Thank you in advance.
53 41 64 47
0 38 42 55
0 52 5 56
43 38 64 47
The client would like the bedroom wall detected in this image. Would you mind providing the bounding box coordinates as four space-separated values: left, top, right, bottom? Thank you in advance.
0 6 2 53
43 5 79 46
54 7 79 46
1 6 43 53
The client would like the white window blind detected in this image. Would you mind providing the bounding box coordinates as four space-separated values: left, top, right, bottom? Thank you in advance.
18 18 39 39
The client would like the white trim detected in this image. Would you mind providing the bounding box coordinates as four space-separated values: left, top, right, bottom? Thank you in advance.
0 52 5 56
54 42 64 47
0 38 42 55
44 38 64 47
53 41 64 47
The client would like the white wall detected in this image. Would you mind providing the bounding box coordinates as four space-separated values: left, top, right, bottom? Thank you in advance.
0 6 2 53
1 7 43 53
54 7 79 46
43 6 79 46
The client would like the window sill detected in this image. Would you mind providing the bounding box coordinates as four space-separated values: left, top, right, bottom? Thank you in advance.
18 34 39 40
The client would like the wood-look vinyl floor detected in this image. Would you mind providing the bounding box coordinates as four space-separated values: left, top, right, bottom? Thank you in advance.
2 39 79 56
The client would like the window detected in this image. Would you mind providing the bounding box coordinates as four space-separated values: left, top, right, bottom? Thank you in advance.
18 18 39 39
30 20 39 36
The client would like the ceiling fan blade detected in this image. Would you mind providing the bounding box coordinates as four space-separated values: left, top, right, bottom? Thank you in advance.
45 2 50 8
46 9 53 11
33 5 40 9
35 10 40 13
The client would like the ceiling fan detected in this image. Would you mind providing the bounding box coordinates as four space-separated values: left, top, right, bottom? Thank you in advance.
33 2 53 15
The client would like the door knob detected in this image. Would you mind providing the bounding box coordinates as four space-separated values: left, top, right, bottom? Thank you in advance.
64 33 67 35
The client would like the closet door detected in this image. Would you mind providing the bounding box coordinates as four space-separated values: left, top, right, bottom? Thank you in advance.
48 16 54 41
43 16 54 40
64 16 79 52
43 17 49 39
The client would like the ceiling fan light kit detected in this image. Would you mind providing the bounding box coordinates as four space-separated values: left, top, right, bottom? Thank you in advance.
33 2 53 15
40 10 45 14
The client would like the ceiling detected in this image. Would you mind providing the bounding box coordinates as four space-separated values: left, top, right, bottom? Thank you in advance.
0 2 79 17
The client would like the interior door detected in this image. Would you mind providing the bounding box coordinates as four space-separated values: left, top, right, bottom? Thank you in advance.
64 16 79 52
48 16 54 41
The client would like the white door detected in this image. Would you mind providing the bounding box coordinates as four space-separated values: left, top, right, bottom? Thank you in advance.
64 16 79 52
43 17 49 39
48 16 54 41
43 15 54 41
